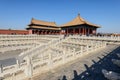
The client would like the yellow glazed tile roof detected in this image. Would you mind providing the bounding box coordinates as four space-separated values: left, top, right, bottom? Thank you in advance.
61 14 100 28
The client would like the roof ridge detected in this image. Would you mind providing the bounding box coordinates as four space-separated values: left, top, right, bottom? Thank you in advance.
77 15 86 23
30 18 57 27
32 18 56 24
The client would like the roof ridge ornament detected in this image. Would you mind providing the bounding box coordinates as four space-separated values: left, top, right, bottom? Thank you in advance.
31 17 34 24
32 17 34 20
78 13 83 21
78 13 80 16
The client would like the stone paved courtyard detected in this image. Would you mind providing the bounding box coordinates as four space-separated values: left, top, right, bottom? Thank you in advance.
32 45 120 80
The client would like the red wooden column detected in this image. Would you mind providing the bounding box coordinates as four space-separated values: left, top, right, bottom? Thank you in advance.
37 30 39 35
40 30 42 35
51 31 53 35
38 30 39 34
58 31 60 35
59 30 61 35
43 30 45 35
55 31 57 35
73 28 75 34
44 30 45 35
47 31 49 34
57 31 59 35
32 30 34 34
48 31 50 34
39 30 41 34
41 30 43 35
84 28 86 35
50 31 52 35
66 28 68 35
35 30 37 34
34 30 36 34
36 30 37 35
92 29 96 34
37 30 39 34
28 30 32 34
39 30 41 35
56 31 58 35
46 30 48 35
52 31 54 35
53 31 54 34
49 31 51 35
88 28 90 35
89 29 92 34
44 30 46 35
54 31 56 34
54 31 55 34
82 28 84 35
79 28 80 34
81 28 83 34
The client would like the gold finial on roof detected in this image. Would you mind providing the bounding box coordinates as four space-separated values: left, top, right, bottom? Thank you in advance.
32 17 34 20
31 17 34 24
78 13 80 16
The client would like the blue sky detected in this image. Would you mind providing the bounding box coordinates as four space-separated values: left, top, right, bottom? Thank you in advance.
0 0 120 33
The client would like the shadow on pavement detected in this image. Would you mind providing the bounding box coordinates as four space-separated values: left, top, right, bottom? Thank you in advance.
61 46 120 80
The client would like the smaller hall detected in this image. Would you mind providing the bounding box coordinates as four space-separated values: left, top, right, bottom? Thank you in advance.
27 14 100 35
27 18 61 35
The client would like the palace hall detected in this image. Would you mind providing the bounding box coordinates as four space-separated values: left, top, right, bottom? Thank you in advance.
27 14 100 35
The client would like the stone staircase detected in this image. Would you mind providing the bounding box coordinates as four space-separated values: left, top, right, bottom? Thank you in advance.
0 35 120 80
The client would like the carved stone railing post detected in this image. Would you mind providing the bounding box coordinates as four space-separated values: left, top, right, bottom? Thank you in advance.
48 52 52 70
72 48 75 58
12 73 16 80
104 42 107 47
16 59 20 68
86 45 89 52
94 42 97 50
0 64 3 73
24 55 33 78
63 49 66 64
80 46 83 54
68 47 71 53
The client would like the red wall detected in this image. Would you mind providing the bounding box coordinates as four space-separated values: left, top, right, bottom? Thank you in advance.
28 30 33 34
0 29 29 35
